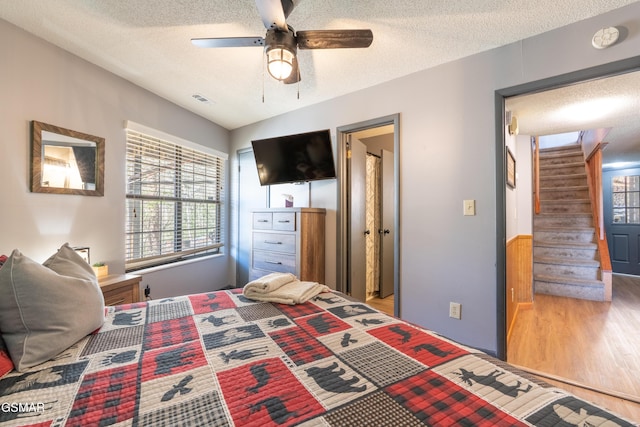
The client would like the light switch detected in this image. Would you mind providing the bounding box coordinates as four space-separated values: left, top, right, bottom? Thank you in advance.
463 199 476 216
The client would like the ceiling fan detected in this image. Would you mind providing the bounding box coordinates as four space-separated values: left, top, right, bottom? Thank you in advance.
191 0 373 84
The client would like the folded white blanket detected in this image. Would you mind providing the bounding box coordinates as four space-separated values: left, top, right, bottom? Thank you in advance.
244 272 297 293
244 275 331 305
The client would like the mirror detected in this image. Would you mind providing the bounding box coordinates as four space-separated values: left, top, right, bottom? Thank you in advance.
31 121 104 196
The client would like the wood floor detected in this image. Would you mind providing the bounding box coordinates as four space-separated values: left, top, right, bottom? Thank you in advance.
508 274 640 422
367 293 394 316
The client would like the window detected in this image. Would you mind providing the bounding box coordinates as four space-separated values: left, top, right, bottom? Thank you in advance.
125 122 226 271
612 175 640 224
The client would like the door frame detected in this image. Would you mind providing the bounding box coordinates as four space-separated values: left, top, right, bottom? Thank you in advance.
494 55 640 360
336 113 401 316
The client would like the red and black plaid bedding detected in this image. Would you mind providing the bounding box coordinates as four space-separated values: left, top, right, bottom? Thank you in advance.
0 289 636 426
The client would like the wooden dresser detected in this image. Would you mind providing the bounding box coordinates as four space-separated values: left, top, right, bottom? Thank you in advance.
250 208 326 283
98 274 141 306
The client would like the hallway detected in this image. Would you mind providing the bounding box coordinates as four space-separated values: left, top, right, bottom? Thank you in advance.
508 274 640 420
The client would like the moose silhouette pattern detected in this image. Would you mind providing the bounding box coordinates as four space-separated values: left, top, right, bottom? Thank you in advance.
6 290 632 427
454 368 532 398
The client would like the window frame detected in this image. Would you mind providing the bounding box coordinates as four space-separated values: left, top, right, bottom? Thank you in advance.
124 121 227 271
612 174 640 224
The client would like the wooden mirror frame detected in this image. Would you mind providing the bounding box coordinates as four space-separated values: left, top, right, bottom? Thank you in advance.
31 121 105 196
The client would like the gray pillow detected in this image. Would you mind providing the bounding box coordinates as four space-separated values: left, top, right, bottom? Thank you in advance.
0 244 105 371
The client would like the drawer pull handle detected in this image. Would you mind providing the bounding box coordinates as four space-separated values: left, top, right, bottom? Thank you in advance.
265 261 283 265
264 241 282 245
257 219 269 223
277 220 290 223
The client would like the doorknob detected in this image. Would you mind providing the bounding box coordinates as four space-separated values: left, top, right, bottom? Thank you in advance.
364 229 371 235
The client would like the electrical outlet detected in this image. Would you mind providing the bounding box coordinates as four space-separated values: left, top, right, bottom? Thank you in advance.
449 302 461 319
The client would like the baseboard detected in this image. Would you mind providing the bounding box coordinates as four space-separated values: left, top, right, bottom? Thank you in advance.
507 302 533 344
510 363 640 405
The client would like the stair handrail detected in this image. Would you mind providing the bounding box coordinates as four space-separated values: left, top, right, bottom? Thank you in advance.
585 142 612 271
533 136 540 214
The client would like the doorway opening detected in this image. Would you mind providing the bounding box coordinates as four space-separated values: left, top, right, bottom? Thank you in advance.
336 114 400 316
496 57 640 400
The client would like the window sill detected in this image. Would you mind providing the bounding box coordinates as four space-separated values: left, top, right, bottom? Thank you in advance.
126 253 225 275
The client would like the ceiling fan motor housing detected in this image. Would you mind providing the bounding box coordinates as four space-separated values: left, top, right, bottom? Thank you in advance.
265 28 297 55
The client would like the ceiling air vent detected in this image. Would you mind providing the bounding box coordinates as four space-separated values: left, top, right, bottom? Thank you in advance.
192 94 214 105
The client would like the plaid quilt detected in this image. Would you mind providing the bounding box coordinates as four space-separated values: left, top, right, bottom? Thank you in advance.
0 290 636 426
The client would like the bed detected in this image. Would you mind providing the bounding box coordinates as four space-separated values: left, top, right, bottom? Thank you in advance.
0 286 637 426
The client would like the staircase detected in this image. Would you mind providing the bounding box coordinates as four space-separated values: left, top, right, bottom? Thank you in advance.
533 143 608 301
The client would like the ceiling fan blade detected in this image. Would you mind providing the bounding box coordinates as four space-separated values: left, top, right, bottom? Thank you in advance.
191 37 265 48
296 29 373 49
255 0 288 31
280 0 296 18
283 56 301 84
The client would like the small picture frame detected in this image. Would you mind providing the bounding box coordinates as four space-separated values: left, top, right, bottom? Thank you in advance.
73 246 90 264
506 147 516 189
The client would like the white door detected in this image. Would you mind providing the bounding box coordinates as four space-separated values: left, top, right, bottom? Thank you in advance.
379 149 395 298
349 137 367 302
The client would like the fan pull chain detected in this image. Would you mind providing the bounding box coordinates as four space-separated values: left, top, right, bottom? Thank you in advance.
262 55 266 103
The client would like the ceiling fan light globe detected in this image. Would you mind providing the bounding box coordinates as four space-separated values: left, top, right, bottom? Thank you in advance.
267 47 294 80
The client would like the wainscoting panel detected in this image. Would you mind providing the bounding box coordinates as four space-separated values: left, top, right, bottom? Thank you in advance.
506 235 533 342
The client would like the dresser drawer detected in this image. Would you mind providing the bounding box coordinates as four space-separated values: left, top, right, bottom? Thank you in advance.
99 274 141 305
252 250 296 274
253 212 272 229
273 212 296 231
253 232 296 254
103 287 134 306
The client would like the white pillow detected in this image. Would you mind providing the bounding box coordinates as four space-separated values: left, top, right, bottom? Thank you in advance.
0 243 105 371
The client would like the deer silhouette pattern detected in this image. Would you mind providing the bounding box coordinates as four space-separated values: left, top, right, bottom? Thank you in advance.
11 290 631 426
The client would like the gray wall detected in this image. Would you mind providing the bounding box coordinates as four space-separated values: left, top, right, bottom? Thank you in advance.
0 20 231 298
230 3 640 354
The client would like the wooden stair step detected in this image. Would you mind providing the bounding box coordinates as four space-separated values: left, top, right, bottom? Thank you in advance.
539 199 590 204
534 256 600 268
540 185 588 191
539 144 581 153
534 273 604 288
540 150 582 157
535 225 594 232
535 213 592 218
533 240 597 249
540 172 586 178
540 161 584 169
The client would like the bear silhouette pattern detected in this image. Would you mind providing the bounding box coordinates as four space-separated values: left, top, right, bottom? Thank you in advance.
305 362 367 394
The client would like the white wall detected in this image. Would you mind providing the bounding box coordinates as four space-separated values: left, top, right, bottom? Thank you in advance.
505 130 519 240
0 20 231 298
516 135 533 237
229 3 640 354
505 132 533 240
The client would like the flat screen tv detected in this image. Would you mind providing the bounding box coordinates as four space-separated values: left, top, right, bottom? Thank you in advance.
251 129 336 186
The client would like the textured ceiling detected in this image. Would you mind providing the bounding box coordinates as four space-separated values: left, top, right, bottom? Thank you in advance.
1 1 639 166
1 0 638 134
506 70 640 166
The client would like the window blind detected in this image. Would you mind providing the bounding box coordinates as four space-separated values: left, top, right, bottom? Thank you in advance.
125 127 225 270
